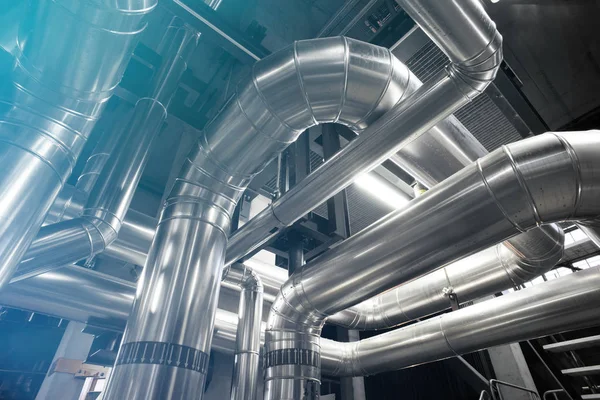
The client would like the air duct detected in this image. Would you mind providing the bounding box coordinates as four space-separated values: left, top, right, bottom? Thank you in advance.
103 35 423 400
0 0 156 289
223 263 264 400
265 130 600 398
265 0 503 396
11 19 200 282
328 226 564 330
321 265 600 377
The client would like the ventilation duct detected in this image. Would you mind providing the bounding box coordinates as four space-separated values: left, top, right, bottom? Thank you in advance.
12 18 200 282
265 129 600 398
103 36 422 400
329 226 564 329
321 265 600 376
0 0 156 289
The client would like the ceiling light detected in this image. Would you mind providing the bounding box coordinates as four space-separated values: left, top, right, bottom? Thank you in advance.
490 0 500 3
354 172 410 209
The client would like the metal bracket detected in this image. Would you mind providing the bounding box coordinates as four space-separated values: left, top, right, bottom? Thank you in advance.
442 286 460 311
48 357 109 379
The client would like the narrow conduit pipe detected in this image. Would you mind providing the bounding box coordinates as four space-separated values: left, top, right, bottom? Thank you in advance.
264 130 600 398
0 0 155 289
328 226 564 330
223 263 264 400
11 20 200 283
321 265 600 377
103 35 423 400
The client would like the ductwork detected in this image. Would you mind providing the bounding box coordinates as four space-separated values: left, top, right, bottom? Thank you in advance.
223 263 264 400
11 19 200 282
265 0 503 397
321 264 600 377
329 226 564 330
103 35 421 400
0 0 156 289
225 0 502 270
265 130 600 398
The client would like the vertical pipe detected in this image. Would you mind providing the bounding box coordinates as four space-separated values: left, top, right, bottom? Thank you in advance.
0 0 156 288
226 264 264 400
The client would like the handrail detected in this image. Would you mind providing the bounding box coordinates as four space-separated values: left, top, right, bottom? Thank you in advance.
490 379 541 400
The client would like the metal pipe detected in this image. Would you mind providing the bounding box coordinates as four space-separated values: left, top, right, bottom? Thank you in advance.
225 19 501 269
328 226 564 329
223 264 264 400
0 0 156 289
11 20 200 282
104 35 420 400
321 265 600 377
265 0 503 396
265 129 600 397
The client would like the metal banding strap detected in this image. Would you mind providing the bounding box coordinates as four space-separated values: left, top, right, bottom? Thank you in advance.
264 349 320 368
116 341 209 374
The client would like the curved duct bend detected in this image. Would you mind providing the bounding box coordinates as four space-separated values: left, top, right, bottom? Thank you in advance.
265 130 600 398
13 20 200 281
329 225 564 330
321 265 600 377
103 36 421 400
0 0 155 289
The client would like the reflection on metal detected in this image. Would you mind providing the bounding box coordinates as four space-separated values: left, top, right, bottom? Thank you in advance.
268 129 600 397
265 0 503 396
0 0 156 289
11 19 200 284
321 266 600 377
104 36 417 400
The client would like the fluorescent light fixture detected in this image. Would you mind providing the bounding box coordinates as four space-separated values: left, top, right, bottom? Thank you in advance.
354 172 410 209
490 0 500 3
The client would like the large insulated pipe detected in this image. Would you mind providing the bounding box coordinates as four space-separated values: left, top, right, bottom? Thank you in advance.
328 226 564 329
264 130 600 398
103 36 419 400
223 264 264 400
265 0 502 397
0 0 156 289
321 265 600 377
0 230 591 330
43 100 134 225
12 20 200 282
224 0 502 269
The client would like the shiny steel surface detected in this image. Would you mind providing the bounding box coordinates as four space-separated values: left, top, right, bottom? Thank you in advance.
226 14 502 269
264 1 502 396
13 21 199 282
266 128 600 397
322 266 600 376
224 264 264 400
105 35 416 400
0 0 154 289
329 225 564 329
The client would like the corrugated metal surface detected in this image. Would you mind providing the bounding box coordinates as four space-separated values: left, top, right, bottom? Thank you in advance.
406 41 523 152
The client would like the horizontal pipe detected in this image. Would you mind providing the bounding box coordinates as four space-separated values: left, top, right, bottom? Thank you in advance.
328 226 565 330
265 128 600 397
321 265 600 376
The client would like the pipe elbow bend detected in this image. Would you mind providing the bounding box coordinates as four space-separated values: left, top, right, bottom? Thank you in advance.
449 31 503 100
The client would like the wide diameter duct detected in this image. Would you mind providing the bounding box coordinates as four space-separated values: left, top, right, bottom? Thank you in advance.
265 130 600 398
103 36 420 400
0 0 156 289
265 0 503 397
12 19 200 282
328 226 564 330
321 265 600 376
